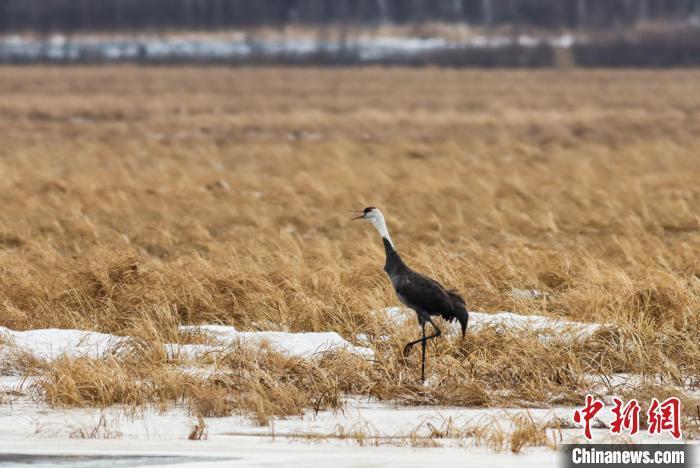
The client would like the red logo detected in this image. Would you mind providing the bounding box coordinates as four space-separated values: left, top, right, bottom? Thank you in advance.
573 394 605 440
573 395 682 440
610 397 640 435
647 397 682 439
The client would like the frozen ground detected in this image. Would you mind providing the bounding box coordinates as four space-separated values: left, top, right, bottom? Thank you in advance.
0 377 688 468
0 382 645 468
0 325 374 361
381 306 601 338
0 307 598 364
0 310 694 467
0 438 554 468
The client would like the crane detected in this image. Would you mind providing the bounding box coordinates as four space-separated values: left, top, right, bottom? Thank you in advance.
352 207 469 382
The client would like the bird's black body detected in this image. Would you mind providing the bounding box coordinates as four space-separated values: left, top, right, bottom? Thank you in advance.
383 239 468 328
382 237 469 381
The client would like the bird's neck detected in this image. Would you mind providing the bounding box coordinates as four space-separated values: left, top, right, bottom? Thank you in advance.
373 217 394 249
371 216 404 273
382 237 403 272
376 221 405 274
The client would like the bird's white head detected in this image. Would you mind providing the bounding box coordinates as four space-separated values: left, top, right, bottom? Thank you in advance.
351 206 394 247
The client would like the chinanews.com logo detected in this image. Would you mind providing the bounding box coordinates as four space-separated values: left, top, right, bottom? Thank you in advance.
561 394 692 468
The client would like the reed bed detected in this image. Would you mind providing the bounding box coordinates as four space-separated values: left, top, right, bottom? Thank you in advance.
0 67 698 430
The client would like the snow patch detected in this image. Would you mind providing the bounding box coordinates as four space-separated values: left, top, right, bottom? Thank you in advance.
179 325 374 359
0 394 678 464
0 33 581 63
470 311 600 336
0 326 124 360
383 307 600 338
0 325 374 364
510 287 547 299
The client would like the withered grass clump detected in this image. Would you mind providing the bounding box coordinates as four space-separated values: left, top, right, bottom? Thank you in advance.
0 67 698 416
34 355 191 407
206 346 351 425
39 357 131 406
509 413 552 453
29 341 360 425
188 414 207 440
68 415 123 439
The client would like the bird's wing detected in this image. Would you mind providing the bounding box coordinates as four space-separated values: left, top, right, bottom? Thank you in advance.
394 272 453 314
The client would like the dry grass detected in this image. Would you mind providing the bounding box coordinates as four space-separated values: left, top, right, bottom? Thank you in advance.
188 414 207 440
509 414 549 453
29 342 355 425
247 411 560 450
0 66 699 425
68 415 123 439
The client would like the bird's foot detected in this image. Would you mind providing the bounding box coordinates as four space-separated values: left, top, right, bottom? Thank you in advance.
402 343 413 358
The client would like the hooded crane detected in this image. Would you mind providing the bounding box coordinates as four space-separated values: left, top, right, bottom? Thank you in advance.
352 207 469 382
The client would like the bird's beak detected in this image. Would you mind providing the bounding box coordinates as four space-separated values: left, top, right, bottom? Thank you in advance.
349 210 364 220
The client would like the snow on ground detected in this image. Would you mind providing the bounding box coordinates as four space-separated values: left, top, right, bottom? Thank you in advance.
0 33 581 63
0 325 374 363
178 325 374 359
0 307 598 367
509 288 547 299
383 307 601 338
0 375 687 468
0 306 602 380
0 313 693 467
0 327 124 360
469 311 600 336
0 438 556 468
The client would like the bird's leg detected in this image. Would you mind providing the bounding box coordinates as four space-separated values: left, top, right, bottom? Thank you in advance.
420 318 442 383
402 326 423 357
402 318 442 383
402 341 415 357
423 317 442 344
420 323 426 382
403 319 442 357
403 317 421 357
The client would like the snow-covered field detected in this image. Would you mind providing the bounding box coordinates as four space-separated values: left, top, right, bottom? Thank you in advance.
0 307 597 363
0 309 694 467
383 306 600 335
0 380 687 468
0 325 373 362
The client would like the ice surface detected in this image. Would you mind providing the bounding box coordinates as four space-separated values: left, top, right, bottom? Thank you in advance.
0 387 680 468
0 314 685 467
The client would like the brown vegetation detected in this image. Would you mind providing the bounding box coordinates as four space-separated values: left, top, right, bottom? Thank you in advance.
0 67 699 433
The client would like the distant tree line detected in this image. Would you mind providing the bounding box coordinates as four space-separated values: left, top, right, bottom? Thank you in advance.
1 0 699 34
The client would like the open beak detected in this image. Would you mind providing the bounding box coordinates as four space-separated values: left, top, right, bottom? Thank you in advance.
349 210 364 220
